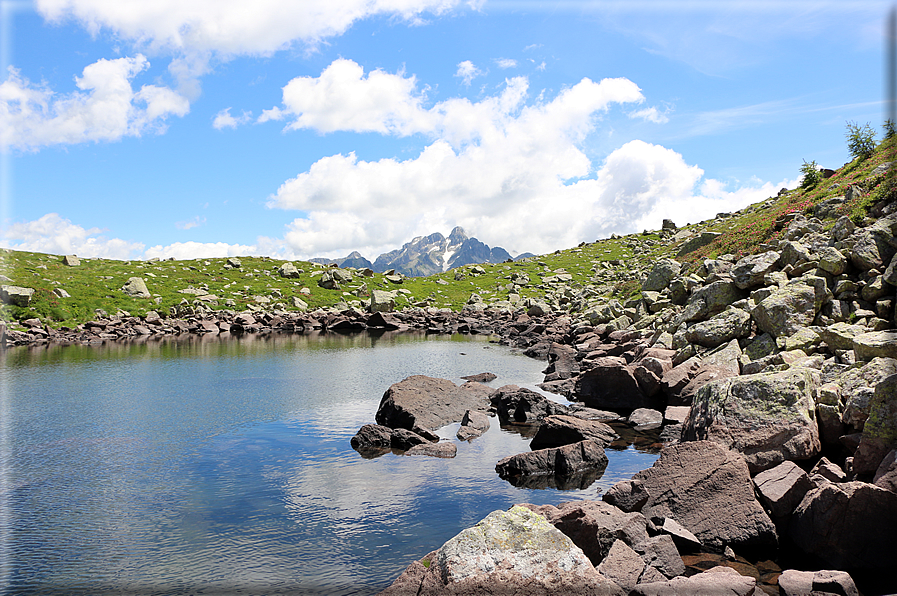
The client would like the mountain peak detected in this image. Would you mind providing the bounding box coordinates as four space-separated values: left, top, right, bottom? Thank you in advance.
448 226 467 245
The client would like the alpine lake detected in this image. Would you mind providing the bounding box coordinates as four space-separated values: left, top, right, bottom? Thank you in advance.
0 330 662 595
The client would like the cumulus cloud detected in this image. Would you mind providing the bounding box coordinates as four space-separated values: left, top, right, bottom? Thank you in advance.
0 56 189 150
36 0 472 57
261 58 433 135
495 58 517 69
212 108 252 129
0 213 145 259
454 60 483 86
143 241 261 260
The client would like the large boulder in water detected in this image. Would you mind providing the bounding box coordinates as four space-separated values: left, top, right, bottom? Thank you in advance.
495 440 609 490
491 385 569 423
378 505 625 596
632 441 777 552
529 415 618 450
683 368 821 474
375 375 492 434
574 358 658 411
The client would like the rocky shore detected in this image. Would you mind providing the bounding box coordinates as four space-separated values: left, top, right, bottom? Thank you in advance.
3 182 896 594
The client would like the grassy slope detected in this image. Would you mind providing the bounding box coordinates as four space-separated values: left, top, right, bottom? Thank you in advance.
2 137 893 332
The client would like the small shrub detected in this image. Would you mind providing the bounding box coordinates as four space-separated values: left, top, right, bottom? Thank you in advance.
845 121 876 160
800 160 821 189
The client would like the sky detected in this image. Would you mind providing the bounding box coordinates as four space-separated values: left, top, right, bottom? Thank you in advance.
0 0 891 262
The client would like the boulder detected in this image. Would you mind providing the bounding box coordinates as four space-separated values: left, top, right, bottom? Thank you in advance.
278 262 302 278
632 441 777 552
597 540 644 593
752 460 814 519
369 289 397 313
642 259 681 292
638 534 685 579
850 227 896 271
574 359 657 411
873 448 897 492
731 251 779 289
62 254 80 267
683 368 821 473
628 408 663 429
543 342 580 381
491 385 569 424
0 285 35 307
378 505 625 596
789 481 897 571
751 282 822 337
375 375 492 434
684 308 751 348
602 479 649 513
818 246 848 275
852 331 897 361
811 457 848 483
456 410 490 441
684 280 745 321
350 423 393 450
818 322 866 351
852 373 897 474
677 231 722 256
121 277 151 298
631 565 756 596
529 415 618 450
777 569 859 596
523 500 649 565
496 440 609 485
405 442 457 458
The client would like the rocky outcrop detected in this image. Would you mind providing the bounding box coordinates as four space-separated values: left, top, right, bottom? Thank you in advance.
378 505 625 596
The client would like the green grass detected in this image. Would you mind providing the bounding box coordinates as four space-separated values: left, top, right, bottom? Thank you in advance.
2 135 893 331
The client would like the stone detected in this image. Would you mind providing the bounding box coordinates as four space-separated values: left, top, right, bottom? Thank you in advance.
121 277 151 298
752 460 814 519
602 479 649 513
405 442 457 458
278 262 302 278
818 322 866 351
683 368 821 473
291 296 308 311
853 373 897 474
597 539 644 593
456 410 490 441
684 280 746 321
529 415 618 450
731 251 779 289
751 282 821 338
658 518 701 552
873 448 897 492
677 231 722 256
496 440 609 484
0 285 35 307
574 359 657 411
631 565 756 596
460 372 497 383
375 375 492 434
850 227 896 271
633 441 777 552
638 534 685 579
62 254 80 267
628 408 663 429
226 257 241 268
491 385 570 424
684 308 751 348
543 342 580 381
524 500 649 565
370 289 397 313
350 423 394 457
811 457 847 483
378 506 625 596
789 481 897 571
852 331 897 361
642 259 682 292
777 569 859 596
818 246 848 275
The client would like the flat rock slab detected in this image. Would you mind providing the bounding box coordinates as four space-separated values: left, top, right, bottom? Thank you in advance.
378 505 625 596
633 441 777 553
632 565 756 596
375 375 493 433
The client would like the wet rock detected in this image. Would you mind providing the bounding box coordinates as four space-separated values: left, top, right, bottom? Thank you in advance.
496 440 609 482
456 410 490 441
459 372 497 383
491 385 569 423
633 441 777 552
405 442 457 458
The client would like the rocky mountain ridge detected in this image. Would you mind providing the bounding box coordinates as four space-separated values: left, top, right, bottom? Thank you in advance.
310 226 528 277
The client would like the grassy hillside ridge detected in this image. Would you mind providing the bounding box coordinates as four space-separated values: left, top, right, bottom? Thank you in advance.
1 136 893 332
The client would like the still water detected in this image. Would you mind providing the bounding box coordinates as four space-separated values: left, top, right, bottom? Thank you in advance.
0 331 660 595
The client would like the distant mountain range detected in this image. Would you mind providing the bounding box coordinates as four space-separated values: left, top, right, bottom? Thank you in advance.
309 226 534 277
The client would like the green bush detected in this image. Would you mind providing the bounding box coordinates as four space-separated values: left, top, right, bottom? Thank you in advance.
845 121 876 160
800 159 821 189
884 119 896 140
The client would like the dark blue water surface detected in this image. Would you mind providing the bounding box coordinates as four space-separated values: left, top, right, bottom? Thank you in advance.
0 331 659 595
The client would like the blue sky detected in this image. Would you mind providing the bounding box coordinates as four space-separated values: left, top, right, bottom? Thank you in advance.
0 0 890 261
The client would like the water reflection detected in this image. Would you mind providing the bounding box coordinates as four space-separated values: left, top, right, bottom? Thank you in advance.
2 331 660 595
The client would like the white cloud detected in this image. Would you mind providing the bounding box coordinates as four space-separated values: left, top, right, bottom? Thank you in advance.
495 58 517 69
212 107 252 129
0 56 189 150
175 216 206 230
143 241 261 260
628 106 669 124
36 0 472 57
454 60 483 86
263 58 433 135
0 213 145 259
